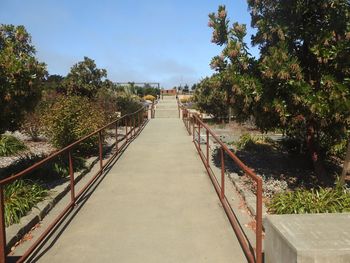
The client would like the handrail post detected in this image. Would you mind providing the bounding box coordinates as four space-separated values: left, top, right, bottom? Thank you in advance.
115 121 119 153
98 131 103 170
138 112 141 133
206 130 209 167
220 147 225 200
125 117 128 142
0 185 6 263
68 151 75 204
192 115 195 142
198 119 201 151
256 179 263 263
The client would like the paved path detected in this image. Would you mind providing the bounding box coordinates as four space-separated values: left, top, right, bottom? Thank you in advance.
34 97 246 262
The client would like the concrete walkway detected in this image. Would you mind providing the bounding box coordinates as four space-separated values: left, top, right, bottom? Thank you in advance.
33 97 247 262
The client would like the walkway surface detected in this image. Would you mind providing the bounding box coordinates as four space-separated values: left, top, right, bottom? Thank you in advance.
33 96 247 262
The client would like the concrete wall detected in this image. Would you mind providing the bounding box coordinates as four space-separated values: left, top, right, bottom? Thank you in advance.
264 213 350 263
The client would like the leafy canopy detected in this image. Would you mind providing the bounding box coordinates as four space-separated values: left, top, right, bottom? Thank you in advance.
0 24 47 132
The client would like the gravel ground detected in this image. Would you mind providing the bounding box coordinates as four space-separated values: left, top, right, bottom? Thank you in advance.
207 121 317 200
0 131 56 169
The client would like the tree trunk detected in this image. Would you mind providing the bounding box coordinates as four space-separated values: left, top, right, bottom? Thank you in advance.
340 141 350 184
306 123 327 181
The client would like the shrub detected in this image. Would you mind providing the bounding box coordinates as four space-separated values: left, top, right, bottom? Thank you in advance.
4 180 47 226
143 95 156 102
180 97 192 104
95 88 118 123
42 96 106 153
116 94 143 116
21 112 42 141
329 139 348 159
0 135 27 157
0 154 86 182
267 184 350 214
234 133 274 151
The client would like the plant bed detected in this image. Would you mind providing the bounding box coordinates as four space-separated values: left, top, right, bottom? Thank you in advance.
207 121 347 217
5 138 118 251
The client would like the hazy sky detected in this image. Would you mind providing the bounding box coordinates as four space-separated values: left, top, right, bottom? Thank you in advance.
0 0 258 88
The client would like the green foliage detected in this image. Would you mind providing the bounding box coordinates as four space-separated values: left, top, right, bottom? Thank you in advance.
95 87 118 122
43 74 64 91
247 0 350 176
234 133 274 151
21 101 49 141
61 57 107 98
42 96 106 152
329 139 348 159
0 153 86 183
0 135 27 157
193 75 227 120
268 184 350 214
206 6 262 123
4 180 47 226
201 3 350 178
116 93 142 116
135 84 160 98
0 24 47 132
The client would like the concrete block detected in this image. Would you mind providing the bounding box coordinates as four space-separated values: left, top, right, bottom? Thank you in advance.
264 213 350 263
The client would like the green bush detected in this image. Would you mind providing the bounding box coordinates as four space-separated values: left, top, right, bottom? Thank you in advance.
95 88 118 123
42 96 106 153
0 135 27 157
268 185 350 214
234 133 274 151
4 180 47 226
0 154 86 182
116 94 143 116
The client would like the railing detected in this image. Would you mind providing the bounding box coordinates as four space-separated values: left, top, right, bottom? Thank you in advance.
0 106 149 263
178 103 263 263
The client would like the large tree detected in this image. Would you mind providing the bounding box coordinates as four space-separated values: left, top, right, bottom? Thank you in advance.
207 5 261 123
0 24 47 132
248 0 350 179
62 56 107 98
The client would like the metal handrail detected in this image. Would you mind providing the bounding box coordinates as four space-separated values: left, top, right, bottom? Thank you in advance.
178 102 263 263
0 105 149 263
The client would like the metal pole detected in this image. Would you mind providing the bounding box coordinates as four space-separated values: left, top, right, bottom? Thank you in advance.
68 151 75 204
0 185 6 263
116 122 119 153
125 118 128 142
220 147 225 200
138 112 141 133
198 119 201 151
98 131 103 170
192 116 195 142
206 130 209 167
256 179 263 263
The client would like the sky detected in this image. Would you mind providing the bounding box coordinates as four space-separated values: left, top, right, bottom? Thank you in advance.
0 0 258 88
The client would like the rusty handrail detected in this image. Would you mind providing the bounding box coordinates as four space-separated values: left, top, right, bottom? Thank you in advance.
0 105 149 263
178 103 263 263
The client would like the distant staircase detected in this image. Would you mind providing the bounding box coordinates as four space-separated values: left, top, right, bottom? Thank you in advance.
155 96 178 118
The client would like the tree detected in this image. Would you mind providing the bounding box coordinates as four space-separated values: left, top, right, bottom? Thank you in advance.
44 74 64 91
62 56 107 98
194 75 227 120
208 5 261 123
183 84 189 93
247 0 350 179
0 24 47 133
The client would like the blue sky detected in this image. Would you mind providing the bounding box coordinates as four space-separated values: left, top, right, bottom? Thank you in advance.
0 0 258 88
